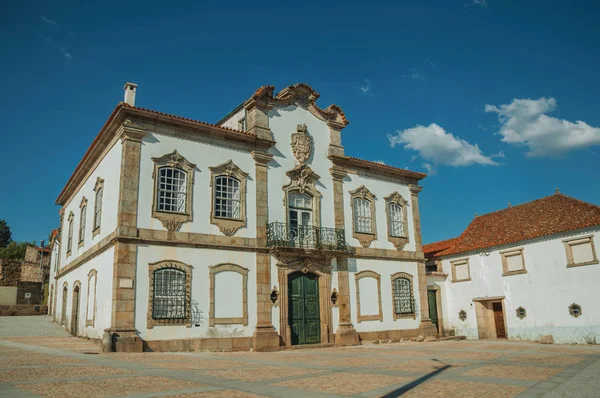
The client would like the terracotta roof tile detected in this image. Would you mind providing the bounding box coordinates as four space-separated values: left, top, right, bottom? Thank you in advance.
424 193 600 259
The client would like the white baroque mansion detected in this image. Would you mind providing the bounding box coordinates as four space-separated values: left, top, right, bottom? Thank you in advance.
48 83 437 352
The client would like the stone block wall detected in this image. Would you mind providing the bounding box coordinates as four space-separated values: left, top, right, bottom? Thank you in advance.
16 282 43 305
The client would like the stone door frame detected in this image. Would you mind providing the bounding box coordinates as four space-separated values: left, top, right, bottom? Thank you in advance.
277 261 333 346
473 296 508 339
426 285 444 335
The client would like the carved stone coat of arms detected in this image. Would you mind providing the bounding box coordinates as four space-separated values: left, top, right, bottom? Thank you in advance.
291 124 312 164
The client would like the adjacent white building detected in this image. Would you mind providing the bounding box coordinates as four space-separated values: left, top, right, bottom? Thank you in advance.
49 82 437 351
424 192 600 344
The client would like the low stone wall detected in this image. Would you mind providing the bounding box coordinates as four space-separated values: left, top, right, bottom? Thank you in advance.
144 336 253 352
0 304 48 316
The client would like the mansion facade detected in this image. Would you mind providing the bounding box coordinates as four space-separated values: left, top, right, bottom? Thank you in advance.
48 83 437 351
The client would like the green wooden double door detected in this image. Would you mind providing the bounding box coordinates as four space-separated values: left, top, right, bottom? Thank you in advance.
289 272 320 345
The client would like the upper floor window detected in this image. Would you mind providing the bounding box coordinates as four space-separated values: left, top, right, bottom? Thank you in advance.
93 177 104 236
500 248 527 276
67 212 74 255
157 167 188 213
451 258 471 283
237 117 246 132
391 272 415 319
151 151 196 232
564 235 599 268
354 198 372 234
349 186 377 248
209 160 248 236
78 197 87 247
214 176 241 219
384 192 409 250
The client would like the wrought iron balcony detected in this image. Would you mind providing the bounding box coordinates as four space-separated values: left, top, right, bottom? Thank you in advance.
266 222 352 253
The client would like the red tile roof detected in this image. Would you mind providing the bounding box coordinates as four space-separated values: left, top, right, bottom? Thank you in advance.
424 193 600 259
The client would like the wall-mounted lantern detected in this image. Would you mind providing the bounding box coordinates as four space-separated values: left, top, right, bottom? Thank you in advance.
330 288 339 307
270 286 279 307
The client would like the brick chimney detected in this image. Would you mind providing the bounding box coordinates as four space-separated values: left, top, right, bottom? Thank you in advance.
123 82 138 106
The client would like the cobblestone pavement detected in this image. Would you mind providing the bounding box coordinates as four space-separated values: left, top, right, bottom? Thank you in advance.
0 317 599 397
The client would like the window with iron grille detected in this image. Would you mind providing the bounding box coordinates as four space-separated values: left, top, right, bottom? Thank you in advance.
157 167 187 213
388 203 405 237
94 188 103 230
214 176 241 219
393 277 414 315
152 268 187 319
353 198 372 233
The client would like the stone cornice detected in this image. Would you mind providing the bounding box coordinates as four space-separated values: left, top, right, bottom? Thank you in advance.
329 155 425 183
251 151 273 165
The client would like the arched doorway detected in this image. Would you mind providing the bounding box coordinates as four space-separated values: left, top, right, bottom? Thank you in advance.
61 284 68 326
288 272 320 345
71 284 80 336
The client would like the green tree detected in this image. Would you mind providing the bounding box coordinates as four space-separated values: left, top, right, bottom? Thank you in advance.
0 219 11 248
0 241 34 260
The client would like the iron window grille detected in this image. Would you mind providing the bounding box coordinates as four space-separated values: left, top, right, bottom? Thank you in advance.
152 268 187 319
353 198 372 233
157 167 187 213
388 203 405 237
214 176 241 219
393 277 414 315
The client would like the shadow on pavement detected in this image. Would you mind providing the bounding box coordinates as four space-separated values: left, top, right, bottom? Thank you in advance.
379 361 451 397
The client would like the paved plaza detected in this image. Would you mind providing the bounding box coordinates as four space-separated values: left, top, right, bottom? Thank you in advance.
0 317 599 397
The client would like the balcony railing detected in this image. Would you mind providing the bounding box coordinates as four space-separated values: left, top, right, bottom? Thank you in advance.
266 222 351 252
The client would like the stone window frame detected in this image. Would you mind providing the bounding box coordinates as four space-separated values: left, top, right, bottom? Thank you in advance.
390 272 416 320
384 192 409 250
282 164 322 228
92 177 104 238
86 269 97 327
151 150 196 232
209 160 249 236
349 186 377 248
147 260 193 329
66 212 74 257
451 258 471 283
563 234 599 268
208 263 249 326
61 281 68 326
500 247 527 276
78 197 87 248
354 270 383 323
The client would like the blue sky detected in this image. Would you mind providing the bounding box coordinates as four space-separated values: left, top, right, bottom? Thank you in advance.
1 0 599 245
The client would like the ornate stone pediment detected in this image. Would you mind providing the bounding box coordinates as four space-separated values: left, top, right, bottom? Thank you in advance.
291 124 312 164
284 164 321 195
151 150 196 171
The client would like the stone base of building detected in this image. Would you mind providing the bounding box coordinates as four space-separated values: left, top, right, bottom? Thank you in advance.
335 323 360 346
358 327 422 342
252 326 281 352
418 320 439 337
114 335 143 352
145 337 253 352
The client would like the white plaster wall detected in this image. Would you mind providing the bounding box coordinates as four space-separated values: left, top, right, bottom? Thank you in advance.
137 132 257 238
214 272 243 318
60 143 122 268
55 246 114 339
344 174 416 252
439 228 600 344
49 240 60 318
267 106 336 231
219 108 246 130
348 258 421 333
135 245 256 340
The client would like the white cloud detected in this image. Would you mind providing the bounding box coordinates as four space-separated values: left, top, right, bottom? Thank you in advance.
38 35 72 61
485 97 600 157
471 0 488 7
422 163 437 176
403 69 427 82
388 123 499 170
360 79 372 95
41 16 59 26
374 160 386 165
